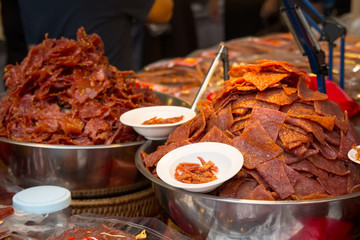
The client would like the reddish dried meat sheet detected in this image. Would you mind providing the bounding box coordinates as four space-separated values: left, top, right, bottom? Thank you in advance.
244 107 286 141
283 86 297 95
143 140 191 169
314 100 346 132
347 162 360 192
294 174 326 198
167 108 210 143
256 88 299 106
230 118 249 135
324 129 341 146
232 121 283 169
232 107 249 116
231 92 258 109
284 163 326 199
285 116 326 144
256 158 294 199
312 140 337 160
245 184 275 200
279 123 313 149
207 103 233 132
317 174 348 196
0 27 162 144
289 159 328 178
219 179 247 198
242 72 290 91
308 155 349 176
234 180 258 199
244 169 269 188
142 59 360 201
286 102 335 131
199 126 233 145
277 151 301 165
297 79 328 101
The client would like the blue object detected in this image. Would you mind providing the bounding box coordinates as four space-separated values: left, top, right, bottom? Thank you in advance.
12 185 71 214
281 0 347 93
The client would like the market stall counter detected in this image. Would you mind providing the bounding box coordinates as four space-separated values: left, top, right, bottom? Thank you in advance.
1 26 360 239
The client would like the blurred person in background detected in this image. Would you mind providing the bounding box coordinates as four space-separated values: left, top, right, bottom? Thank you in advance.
17 0 174 71
1 0 27 65
209 0 285 40
141 0 198 68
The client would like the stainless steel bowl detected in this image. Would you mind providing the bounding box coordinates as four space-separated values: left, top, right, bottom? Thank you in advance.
0 92 190 190
136 140 360 240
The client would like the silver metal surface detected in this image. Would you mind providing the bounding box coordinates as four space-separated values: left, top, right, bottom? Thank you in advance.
136 140 360 240
191 42 227 111
0 92 190 190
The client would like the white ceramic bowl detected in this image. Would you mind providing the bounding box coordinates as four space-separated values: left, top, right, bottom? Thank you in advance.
348 146 360 164
156 142 244 193
120 106 196 140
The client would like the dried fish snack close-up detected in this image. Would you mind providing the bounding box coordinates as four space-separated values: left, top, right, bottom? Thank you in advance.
142 59 360 201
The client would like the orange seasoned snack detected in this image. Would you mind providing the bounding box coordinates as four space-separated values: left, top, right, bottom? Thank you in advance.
351 145 360 162
0 27 161 145
175 156 218 184
48 225 139 240
142 59 360 201
142 115 184 125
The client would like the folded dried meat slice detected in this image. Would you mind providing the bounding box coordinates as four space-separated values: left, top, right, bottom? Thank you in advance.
218 179 251 198
234 180 258 199
286 102 335 131
324 129 341 146
289 159 328 178
245 184 275 200
245 107 286 141
347 162 360 192
308 155 349 176
232 121 283 169
256 87 299 106
314 100 346 132
167 108 210 143
317 174 348 196
244 169 269 188
297 79 328 101
143 140 191 169
231 92 258 109
278 151 301 165
279 123 313 149
285 116 325 144
256 158 294 199
294 174 326 198
242 72 290 91
284 164 326 198
207 103 233 132
199 126 233 145
311 140 337 160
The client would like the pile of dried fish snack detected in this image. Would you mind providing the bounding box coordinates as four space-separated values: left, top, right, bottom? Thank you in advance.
142 59 360 201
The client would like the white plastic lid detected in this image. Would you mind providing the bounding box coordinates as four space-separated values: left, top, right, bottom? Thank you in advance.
12 185 71 214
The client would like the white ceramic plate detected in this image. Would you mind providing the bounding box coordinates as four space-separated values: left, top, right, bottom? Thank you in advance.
156 142 244 193
120 106 196 140
348 146 360 164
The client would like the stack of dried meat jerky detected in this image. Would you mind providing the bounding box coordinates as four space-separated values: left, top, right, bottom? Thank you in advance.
142 59 360 201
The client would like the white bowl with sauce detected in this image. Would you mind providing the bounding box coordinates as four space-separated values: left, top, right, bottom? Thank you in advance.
156 142 244 193
120 106 196 140
348 146 360 164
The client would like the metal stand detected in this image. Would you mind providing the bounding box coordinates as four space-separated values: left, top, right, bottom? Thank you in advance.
191 42 229 111
281 0 347 93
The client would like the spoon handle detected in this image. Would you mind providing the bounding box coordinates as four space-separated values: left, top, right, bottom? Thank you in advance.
191 42 228 111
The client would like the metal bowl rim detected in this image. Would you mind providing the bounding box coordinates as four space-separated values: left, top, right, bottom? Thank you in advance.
135 140 360 206
0 137 145 149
